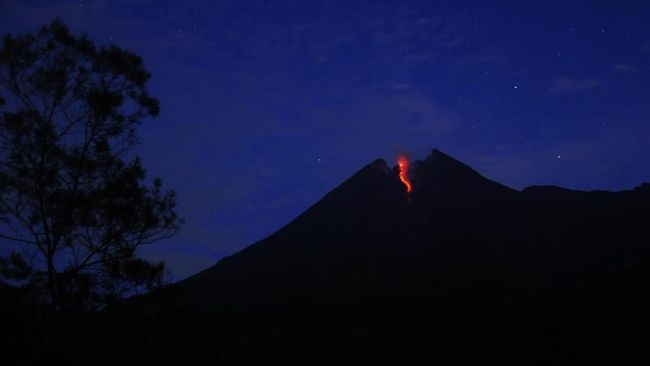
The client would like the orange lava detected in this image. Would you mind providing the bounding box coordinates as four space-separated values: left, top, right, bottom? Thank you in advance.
397 155 412 193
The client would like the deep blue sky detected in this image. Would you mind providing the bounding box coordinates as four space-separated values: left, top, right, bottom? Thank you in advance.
2 0 650 279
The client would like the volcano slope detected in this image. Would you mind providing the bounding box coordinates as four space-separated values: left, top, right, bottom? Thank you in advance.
114 149 650 364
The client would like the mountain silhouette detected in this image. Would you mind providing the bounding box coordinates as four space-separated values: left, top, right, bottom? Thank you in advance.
91 149 650 364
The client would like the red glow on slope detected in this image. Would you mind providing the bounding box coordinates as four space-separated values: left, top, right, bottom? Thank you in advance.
397 155 412 193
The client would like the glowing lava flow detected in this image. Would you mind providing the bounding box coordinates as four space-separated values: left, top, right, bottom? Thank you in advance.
397 156 412 193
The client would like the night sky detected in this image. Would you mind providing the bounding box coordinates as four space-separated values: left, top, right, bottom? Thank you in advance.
2 0 650 280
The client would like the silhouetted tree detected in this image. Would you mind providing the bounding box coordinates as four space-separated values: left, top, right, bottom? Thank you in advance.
0 20 182 312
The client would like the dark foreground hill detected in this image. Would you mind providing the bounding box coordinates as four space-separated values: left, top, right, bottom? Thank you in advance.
6 149 650 365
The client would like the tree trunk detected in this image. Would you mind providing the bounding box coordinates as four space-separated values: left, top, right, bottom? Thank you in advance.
46 254 58 312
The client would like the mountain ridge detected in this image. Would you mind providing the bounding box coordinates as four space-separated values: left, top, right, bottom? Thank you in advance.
181 148 650 283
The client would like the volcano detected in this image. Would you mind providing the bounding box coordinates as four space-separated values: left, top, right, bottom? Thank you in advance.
121 149 650 364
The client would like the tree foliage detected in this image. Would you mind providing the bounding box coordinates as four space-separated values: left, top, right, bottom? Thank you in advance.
0 20 182 311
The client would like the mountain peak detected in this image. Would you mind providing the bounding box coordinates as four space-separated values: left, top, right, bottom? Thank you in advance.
429 148 456 160
369 158 389 169
420 148 480 176
412 148 507 192
408 149 519 228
